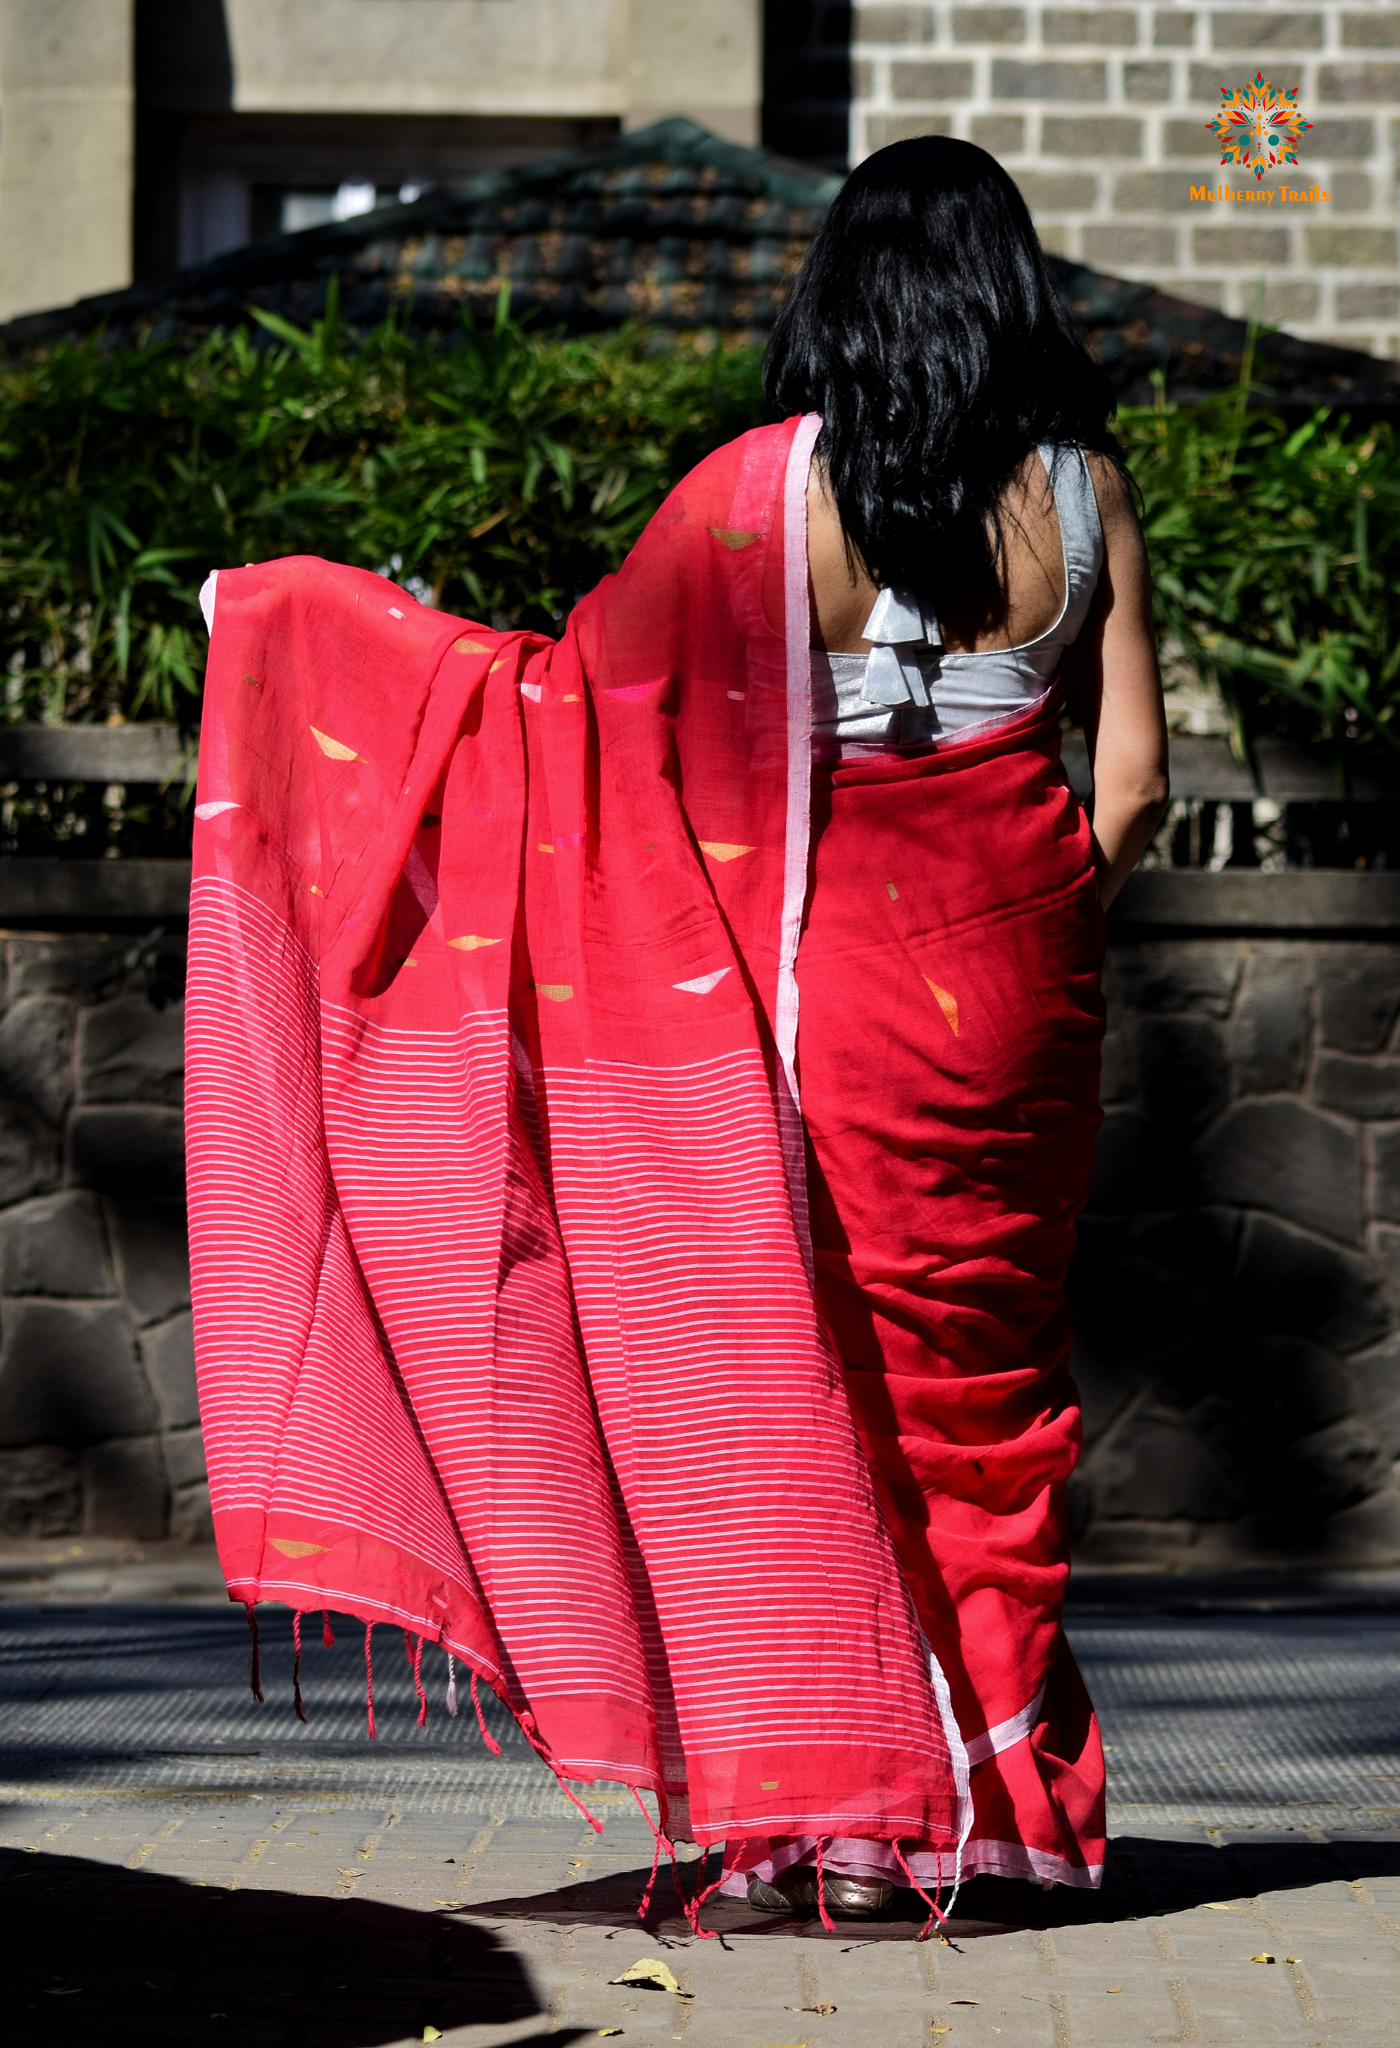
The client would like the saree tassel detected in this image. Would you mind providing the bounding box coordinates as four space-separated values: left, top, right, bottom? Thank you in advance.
322 1609 335 1648
630 1788 668 1920
412 1633 428 1726
469 1669 501 1754
687 1847 726 1941
364 1621 377 1741
445 1653 459 1717
518 1708 602 1834
893 1840 948 1941
245 1602 264 1704
814 1837 836 1934
292 1610 307 1724
403 1627 416 1672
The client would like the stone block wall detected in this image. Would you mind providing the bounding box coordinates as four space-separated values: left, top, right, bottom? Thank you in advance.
0 932 203 1545
851 0 1400 358
3 900 1400 1568
1073 932 1400 1563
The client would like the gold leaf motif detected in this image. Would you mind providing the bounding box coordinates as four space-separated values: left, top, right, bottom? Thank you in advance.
269 1538 326 1558
452 637 491 654
562 693 581 702
699 841 754 862
310 726 360 761
538 842 555 853
707 527 762 550
886 881 898 900
448 935 503 951
535 983 573 1002
924 978 959 1036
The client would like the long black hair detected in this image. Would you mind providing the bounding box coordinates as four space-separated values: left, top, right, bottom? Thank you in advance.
764 135 1120 626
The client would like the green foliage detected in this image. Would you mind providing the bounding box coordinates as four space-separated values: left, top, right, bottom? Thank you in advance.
0 290 765 729
3 293 1399 786
1121 375 1400 764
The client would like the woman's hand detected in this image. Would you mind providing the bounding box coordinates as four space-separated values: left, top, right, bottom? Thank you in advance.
1067 455 1170 910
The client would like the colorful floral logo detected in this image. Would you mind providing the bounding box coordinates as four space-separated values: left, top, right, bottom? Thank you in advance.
1207 74 1312 180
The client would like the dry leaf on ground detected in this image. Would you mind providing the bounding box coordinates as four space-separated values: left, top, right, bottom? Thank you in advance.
608 1959 682 1995
1251 1954 1276 1964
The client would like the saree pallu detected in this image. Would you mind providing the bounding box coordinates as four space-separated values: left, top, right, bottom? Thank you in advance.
186 409 1104 1899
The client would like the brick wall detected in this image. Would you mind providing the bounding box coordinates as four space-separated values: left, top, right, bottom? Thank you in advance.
852 1 1400 358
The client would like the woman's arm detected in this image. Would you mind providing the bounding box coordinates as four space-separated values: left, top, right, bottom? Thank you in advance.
1067 454 1170 910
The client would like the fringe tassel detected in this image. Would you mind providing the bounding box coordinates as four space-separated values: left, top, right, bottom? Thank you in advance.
292 1610 307 1724
322 1610 335 1648
403 1627 416 1672
892 1841 949 1942
686 1847 726 1941
445 1653 458 1718
364 1621 377 1741
470 1670 501 1755
411 1633 428 1727
245 1602 263 1704
518 1710 602 1834
814 1836 836 1934
631 1787 671 1921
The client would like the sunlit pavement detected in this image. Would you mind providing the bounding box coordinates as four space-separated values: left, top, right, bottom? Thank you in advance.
1 1560 1398 2046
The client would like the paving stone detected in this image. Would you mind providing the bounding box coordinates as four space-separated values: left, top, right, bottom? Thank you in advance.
140 1312 198 1430
82 1435 168 1540
1132 1013 1229 1133
0 1300 155 1448
1084 1401 1242 1522
103 1197 189 1323
1232 1213 1388 1354
1346 1337 1400 1457
77 994 185 1107
68 1106 185 1197
1085 1105 1179 1213
1 934 133 1004
1110 942 1243 1019
1315 957 1400 1053
1285 1413 1390 1512
1229 953 1310 1093
0 1443 82 1538
170 1478 213 1544
0 1100 62 1207
1314 1052 1400 1118
1127 1206 1243 1296
0 996 75 1126
1195 1099 1363 1245
0 1190 113 1297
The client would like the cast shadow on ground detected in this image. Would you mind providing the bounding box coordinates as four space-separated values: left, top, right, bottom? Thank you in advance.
460 1833 1400 1944
0 1846 590 2047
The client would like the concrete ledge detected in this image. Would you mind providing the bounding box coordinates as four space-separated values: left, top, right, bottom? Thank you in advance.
0 862 193 923
1064 733 1400 802
1111 868 1400 930
0 727 190 783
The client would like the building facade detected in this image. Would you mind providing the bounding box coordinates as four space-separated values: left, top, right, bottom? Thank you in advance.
0 1 1395 356
852 1 1400 358
0 0 762 320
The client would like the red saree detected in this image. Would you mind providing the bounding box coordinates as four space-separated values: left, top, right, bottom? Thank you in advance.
187 412 1104 1901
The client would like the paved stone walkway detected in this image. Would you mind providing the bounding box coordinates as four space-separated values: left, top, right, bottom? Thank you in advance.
1 1586 1398 2046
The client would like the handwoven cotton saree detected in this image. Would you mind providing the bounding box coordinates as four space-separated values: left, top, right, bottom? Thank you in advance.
187 412 1104 1901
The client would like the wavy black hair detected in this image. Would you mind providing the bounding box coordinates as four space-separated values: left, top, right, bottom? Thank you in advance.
764 135 1121 626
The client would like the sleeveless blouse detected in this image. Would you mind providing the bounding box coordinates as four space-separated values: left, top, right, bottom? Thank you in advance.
810 442 1103 759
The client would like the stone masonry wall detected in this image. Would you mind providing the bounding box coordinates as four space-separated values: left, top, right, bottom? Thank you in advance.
3 912 1400 1567
1073 933 1400 1563
0 932 200 1545
851 0 1400 358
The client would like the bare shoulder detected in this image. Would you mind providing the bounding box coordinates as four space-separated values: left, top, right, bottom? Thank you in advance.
1080 448 1141 540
